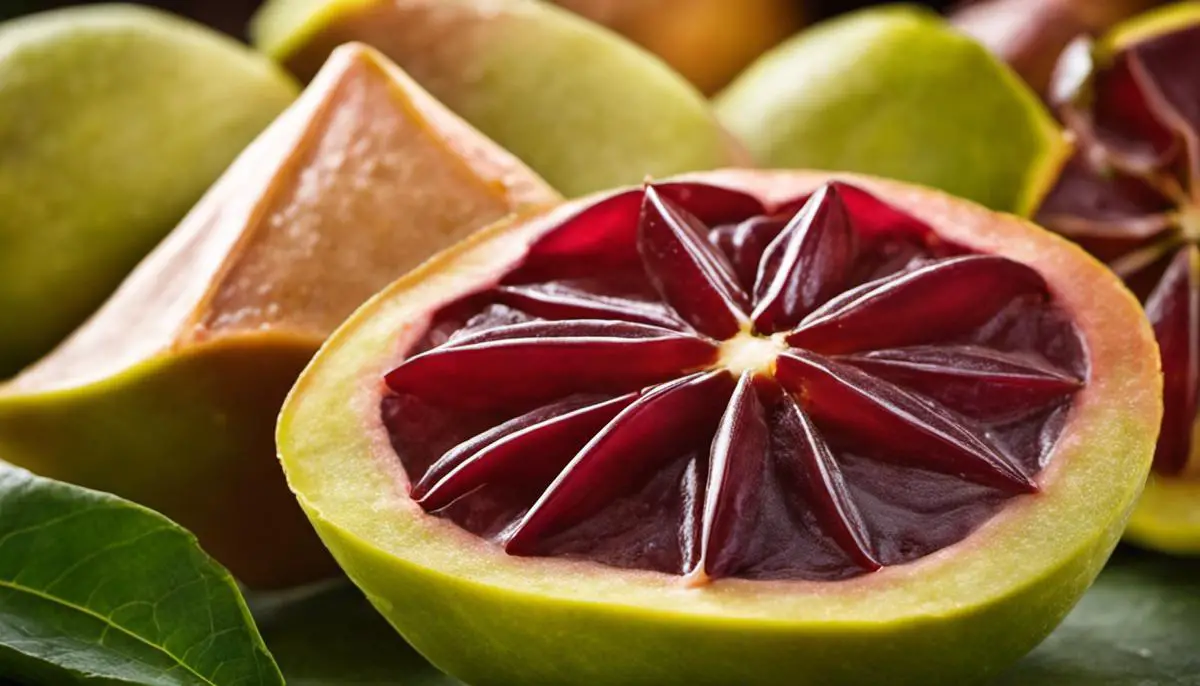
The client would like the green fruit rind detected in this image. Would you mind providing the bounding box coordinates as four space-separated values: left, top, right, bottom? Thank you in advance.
714 6 1068 216
1127 477 1200 555
0 5 297 377
278 170 1160 686
250 0 745 197
1104 0 1200 50
0 335 330 589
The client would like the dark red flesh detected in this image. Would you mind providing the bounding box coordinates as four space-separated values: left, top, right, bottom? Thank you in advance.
383 180 1086 583
1040 24 1200 476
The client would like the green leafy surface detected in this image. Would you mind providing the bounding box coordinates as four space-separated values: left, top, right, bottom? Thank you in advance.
0 464 283 686
253 583 456 686
255 549 1199 685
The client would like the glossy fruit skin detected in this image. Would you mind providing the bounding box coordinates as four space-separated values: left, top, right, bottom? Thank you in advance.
278 170 1161 685
715 6 1066 215
0 5 297 377
250 0 747 197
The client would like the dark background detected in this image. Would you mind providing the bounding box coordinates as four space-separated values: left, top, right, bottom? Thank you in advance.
0 0 960 37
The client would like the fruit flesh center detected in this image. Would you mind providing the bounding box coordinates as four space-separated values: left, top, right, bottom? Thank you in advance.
718 332 785 377
382 181 1085 583
1037 25 1200 478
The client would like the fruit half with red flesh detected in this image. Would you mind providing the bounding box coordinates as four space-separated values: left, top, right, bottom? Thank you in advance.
1035 3 1200 553
278 170 1160 685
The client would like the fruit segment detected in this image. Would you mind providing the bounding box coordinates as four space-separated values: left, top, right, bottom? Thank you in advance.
773 388 879 571
842 345 1083 420
752 185 858 333
383 179 1085 582
639 187 751 339
1038 15 1200 477
385 320 718 410
492 283 680 329
414 394 637 510
688 372 773 583
506 371 735 554
1144 247 1200 476
775 351 1036 493
787 256 1049 355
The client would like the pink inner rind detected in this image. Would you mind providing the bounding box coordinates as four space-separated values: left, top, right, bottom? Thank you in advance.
382 181 1086 582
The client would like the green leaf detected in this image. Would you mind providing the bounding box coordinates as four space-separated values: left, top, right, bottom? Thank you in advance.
0 464 284 686
253 583 458 686
999 548 1200 685
255 548 1200 685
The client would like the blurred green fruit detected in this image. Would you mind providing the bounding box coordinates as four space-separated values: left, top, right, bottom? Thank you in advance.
251 0 748 197
0 4 297 376
715 5 1066 214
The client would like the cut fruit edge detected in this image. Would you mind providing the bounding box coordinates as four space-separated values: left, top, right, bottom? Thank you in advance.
278 169 1161 623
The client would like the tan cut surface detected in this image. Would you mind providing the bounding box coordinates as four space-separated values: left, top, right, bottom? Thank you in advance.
0 43 558 587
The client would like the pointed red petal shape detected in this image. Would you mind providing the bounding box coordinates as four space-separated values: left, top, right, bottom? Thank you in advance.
775 351 1037 493
1036 152 1176 266
842 345 1082 420
1126 26 1200 188
1145 245 1200 475
773 387 879 571
639 186 751 339
752 184 858 333
709 214 790 291
1052 38 1180 171
776 182 941 245
493 283 681 329
414 393 638 510
386 320 717 410
518 183 766 279
787 256 1048 355
505 370 735 554
687 372 771 584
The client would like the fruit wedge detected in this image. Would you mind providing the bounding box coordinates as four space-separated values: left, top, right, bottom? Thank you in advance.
279 170 1160 684
1032 2 1200 554
0 5 297 377
0 43 559 589
715 6 1066 214
250 0 747 197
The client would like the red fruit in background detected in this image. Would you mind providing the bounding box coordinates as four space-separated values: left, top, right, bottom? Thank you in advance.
1037 14 1200 479
1032 5 1200 553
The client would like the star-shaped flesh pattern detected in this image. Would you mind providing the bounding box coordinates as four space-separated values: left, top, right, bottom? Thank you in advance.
1039 25 1200 476
383 181 1085 583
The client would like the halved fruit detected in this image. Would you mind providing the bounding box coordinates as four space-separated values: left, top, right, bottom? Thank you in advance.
1033 3 1200 554
0 44 558 589
279 169 1160 684
0 5 297 377
714 6 1066 214
250 0 747 197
